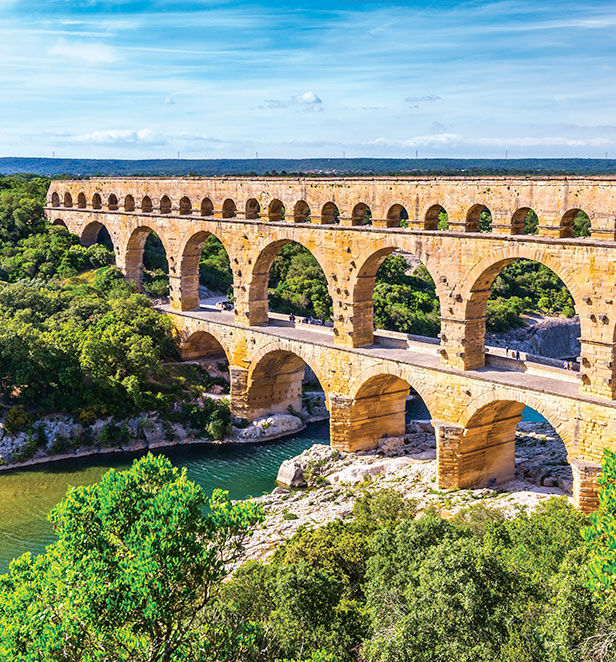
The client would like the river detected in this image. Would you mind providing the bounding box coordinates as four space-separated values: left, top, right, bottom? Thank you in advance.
0 402 545 573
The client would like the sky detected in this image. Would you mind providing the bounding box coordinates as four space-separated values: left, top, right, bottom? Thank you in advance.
1 0 616 159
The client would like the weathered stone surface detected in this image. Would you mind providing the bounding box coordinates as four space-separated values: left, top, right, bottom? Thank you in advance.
46 176 616 511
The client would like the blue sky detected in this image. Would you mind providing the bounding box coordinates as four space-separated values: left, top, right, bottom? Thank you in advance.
2 0 616 159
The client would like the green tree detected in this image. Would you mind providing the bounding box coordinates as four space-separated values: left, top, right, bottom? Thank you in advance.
0 454 264 661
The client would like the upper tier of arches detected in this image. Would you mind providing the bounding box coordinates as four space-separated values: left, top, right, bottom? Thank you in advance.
49 188 603 238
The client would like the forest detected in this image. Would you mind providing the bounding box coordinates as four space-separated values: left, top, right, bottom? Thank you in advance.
0 448 615 661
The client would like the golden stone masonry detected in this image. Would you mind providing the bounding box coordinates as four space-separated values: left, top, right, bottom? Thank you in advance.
46 176 616 512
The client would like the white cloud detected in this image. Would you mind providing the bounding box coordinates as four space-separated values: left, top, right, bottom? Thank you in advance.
372 133 616 149
70 129 166 146
48 39 118 65
404 94 441 103
164 96 175 105
291 91 323 111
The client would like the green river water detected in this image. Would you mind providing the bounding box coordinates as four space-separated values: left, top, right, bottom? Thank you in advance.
0 403 545 573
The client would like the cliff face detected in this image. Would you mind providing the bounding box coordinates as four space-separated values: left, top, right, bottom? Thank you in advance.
489 316 580 360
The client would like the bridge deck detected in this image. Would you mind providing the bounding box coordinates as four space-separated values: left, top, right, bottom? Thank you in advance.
160 303 602 407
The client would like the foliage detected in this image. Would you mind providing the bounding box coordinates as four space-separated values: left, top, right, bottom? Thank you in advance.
211 494 609 662
584 448 616 598
0 453 264 661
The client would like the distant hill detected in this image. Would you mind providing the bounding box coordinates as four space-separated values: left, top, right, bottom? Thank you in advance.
2 157 616 177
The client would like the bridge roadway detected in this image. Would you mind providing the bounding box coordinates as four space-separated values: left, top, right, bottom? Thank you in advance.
163 303 582 402
163 302 613 512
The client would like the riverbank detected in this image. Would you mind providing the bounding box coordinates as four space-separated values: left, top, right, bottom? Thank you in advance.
0 409 323 472
237 419 572 567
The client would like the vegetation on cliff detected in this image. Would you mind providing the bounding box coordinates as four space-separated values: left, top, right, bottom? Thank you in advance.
0 175 231 444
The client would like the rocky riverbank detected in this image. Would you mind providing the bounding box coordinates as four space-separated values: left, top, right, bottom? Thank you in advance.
238 419 572 567
0 410 314 471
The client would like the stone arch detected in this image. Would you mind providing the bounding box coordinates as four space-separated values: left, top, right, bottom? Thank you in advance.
512 207 539 235
245 198 260 220
141 196 153 213
452 392 575 489
81 220 114 249
352 202 371 226
561 208 591 239
179 196 192 215
339 367 435 451
268 199 284 222
349 363 437 416
321 201 340 225
246 236 333 326
294 200 310 223
424 203 447 230
63 192 73 208
200 197 214 216
124 194 135 212
350 236 443 346
51 191 60 207
77 192 87 209
222 198 237 219
123 225 172 289
52 218 67 228
455 246 585 371
92 193 102 210
176 228 234 311
386 203 409 227
160 195 172 214
245 343 329 420
179 329 231 362
459 390 574 453
466 203 492 232
108 193 118 211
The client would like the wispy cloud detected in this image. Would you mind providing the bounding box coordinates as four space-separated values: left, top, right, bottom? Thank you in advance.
48 39 118 64
1 0 615 158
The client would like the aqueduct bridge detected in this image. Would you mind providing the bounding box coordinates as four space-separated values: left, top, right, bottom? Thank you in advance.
46 176 616 511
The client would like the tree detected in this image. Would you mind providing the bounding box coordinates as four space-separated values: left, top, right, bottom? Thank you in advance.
0 453 264 661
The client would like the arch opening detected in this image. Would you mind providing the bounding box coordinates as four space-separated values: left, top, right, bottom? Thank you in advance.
512 207 539 235
465 257 579 369
222 198 237 219
142 231 169 298
372 252 441 338
460 400 572 493
321 201 340 225
293 200 310 223
265 241 333 323
245 198 260 220
345 373 433 452
160 195 172 214
51 192 60 207
81 221 115 256
425 204 449 230
467 204 492 232
52 218 68 229
77 192 87 209
561 208 591 238
387 204 409 228
246 349 328 423
352 202 372 226
179 196 192 215
200 197 214 217
108 194 118 211
141 196 153 213
124 195 135 212
92 193 102 210
268 199 285 222
63 192 73 208
178 231 233 311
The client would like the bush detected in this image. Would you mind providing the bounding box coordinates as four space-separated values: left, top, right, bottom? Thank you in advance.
4 405 30 434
